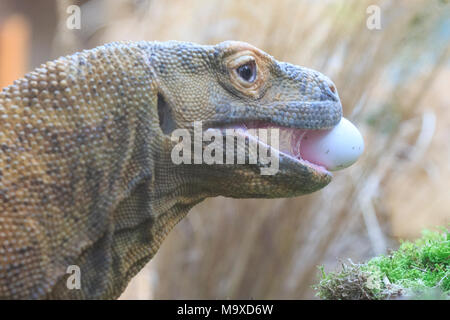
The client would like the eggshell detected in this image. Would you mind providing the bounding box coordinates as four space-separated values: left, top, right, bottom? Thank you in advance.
300 117 364 171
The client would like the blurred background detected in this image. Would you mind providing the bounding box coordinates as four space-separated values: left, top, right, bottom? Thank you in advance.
0 0 448 299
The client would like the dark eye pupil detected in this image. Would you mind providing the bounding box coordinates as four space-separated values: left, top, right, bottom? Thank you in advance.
237 63 255 82
238 65 252 80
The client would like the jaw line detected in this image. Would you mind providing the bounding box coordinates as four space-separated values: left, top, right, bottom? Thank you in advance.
278 148 331 176
264 139 332 177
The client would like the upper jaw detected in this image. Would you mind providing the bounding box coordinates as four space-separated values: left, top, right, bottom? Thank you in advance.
210 99 343 131
260 100 343 130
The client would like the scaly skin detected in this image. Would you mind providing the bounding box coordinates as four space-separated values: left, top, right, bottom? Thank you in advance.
0 41 342 299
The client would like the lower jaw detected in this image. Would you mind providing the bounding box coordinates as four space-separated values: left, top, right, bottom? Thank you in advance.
290 156 330 175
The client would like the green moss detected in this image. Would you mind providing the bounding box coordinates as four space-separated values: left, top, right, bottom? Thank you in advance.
314 228 450 300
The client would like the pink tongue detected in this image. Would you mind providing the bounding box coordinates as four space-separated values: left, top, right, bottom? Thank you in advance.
282 127 330 168
297 129 328 168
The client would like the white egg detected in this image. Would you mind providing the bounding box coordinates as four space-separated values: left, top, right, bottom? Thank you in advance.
300 117 364 171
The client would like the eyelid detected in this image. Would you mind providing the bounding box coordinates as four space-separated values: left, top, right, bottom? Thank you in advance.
227 55 256 69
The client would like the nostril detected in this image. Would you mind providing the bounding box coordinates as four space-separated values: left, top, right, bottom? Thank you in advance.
324 81 338 102
328 84 336 94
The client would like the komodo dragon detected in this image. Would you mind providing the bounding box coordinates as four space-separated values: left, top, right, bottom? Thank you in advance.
0 40 342 299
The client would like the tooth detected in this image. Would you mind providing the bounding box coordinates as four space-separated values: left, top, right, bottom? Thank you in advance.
291 131 306 159
278 128 293 155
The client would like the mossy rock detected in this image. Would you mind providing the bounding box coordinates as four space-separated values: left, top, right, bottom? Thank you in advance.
314 228 450 300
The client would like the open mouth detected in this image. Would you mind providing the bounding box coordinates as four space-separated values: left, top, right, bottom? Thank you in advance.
219 120 331 175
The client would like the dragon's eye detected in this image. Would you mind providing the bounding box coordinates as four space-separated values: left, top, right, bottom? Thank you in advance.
236 61 256 83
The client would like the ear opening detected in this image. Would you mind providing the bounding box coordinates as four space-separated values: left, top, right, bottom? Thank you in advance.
157 92 176 135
